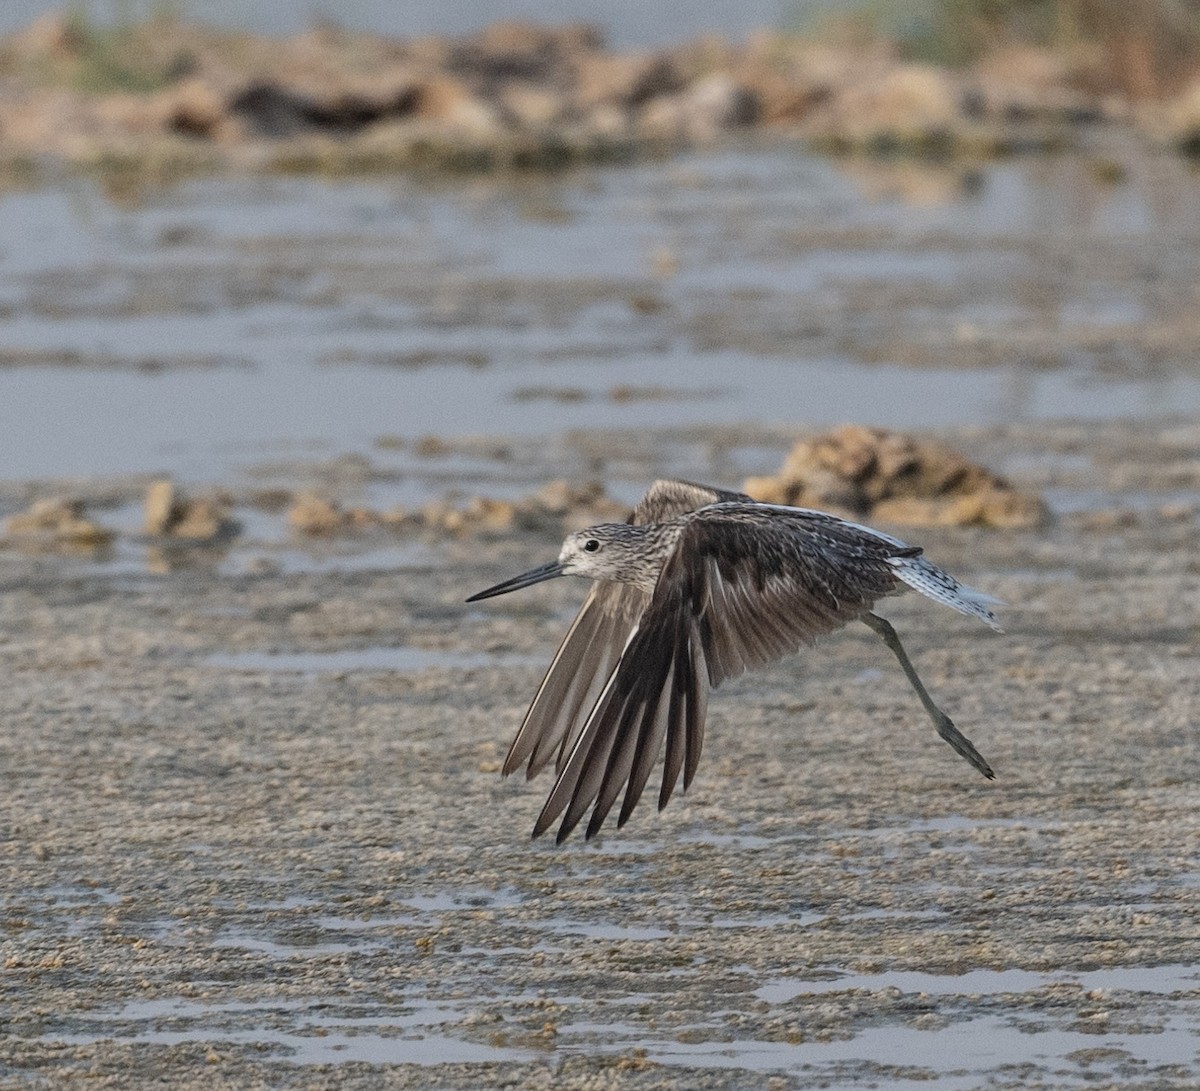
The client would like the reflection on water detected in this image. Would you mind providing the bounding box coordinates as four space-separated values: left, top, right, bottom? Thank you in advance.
2 147 1199 487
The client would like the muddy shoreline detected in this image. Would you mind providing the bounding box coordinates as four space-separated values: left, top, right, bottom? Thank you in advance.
3 12 1200 184
1 414 1198 1088
1 108 1198 1086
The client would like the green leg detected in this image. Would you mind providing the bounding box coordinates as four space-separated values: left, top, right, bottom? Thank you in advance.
863 612 995 780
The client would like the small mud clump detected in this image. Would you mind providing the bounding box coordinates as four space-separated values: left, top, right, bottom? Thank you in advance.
4 496 114 548
143 479 238 542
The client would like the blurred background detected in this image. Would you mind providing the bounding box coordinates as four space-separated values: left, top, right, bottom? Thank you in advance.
1 0 1199 559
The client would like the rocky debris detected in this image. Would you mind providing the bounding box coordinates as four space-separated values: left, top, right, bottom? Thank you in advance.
527 478 626 529
412 479 625 537
143 479 237 541
286 478 626 539
802 63 962 153
5 497 113 547
2 13 1170 175
287 492 376 535
417 497 510 536
637 72 760 144
743 425 1048 529
967 47 1109 126
1148 77 1200 155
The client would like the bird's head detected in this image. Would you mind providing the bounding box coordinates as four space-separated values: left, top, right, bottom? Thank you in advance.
465 523 653 602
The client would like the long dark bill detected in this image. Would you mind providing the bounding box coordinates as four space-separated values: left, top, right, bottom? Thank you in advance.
465 560 566 602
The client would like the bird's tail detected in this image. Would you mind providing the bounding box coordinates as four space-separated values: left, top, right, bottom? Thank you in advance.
886 555 1003 632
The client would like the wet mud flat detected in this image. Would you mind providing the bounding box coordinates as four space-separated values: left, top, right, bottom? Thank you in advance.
1 418 1197 1089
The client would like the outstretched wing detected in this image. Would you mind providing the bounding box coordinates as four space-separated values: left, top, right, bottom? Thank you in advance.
682 506 910 687
533 505 911 842
502 479 741 782
502 581 648 778
531 592 708 843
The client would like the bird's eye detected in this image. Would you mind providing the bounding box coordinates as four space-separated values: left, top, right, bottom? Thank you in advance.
583 539 601 553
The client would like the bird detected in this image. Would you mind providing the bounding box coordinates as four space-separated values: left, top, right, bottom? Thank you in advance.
466 479 1001 844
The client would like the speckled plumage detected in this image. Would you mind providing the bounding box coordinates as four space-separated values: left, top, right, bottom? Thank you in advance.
467 479 1002 843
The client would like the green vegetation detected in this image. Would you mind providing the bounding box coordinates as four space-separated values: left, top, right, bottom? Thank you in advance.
787 0 1200 97
64 7 187 94
3 3 194 95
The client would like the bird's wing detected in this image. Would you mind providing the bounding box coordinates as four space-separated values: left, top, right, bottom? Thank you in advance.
531 584 708 843
628 479 753 525
531 505 908 842
502 480 745 783
680 506 909 687
502 580 649 779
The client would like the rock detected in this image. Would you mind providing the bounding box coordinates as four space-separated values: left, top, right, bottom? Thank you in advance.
638 73 758 143
531 478 606 515
288 493 347 535
143 479 236 541
379 506 412 527
869 497 956 527
419 500 465 534
247 488 294 512
741 475 793 507
744 425 1049 529
575 52 687 111
157 77 227 138
968 46 1104 125
465 497 517 533
414 75 493 128
1073 508 1138 531
0 16 1135 175
448 22 602 84
499 82 565 128
687 72 759 128
951 488 1048 530
143 479 178 535
733 38 832 124
1155 78 1200 154
169 498 235 540
6 497 113 547
805 63 961 150
414 435 450 457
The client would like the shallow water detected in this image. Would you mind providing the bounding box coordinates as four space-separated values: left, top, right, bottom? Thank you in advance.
632 1013 1200 1082
3 149 1199 494
51 995 538 1066
46 962 1199 1076
757 964 1200 1003
4 128 1200 1091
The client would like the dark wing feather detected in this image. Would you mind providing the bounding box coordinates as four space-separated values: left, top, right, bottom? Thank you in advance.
684 507 908 687
503 581 648 778
531 593 708 843
530 504 910 842
503 480 742 782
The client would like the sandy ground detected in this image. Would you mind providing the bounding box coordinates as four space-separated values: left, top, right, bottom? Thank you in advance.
0 416 1197 1089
